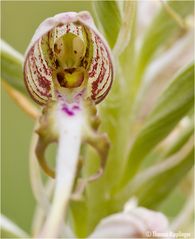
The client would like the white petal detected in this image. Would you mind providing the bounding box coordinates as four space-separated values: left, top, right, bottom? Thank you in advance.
89 207 170 238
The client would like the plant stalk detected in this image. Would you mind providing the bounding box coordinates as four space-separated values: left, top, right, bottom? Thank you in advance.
38 101 84 238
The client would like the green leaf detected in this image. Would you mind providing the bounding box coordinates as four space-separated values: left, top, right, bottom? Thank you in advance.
0 214 29 238
99 1 137 189
137 147 194 208
114 136 194 211
139 117 193 169
133 0 194 101
0 39 26 94
121 63 194 185
139 1 193 70
163 120 193 158
118 0 137 94
92 1 121 48
70 201 88 237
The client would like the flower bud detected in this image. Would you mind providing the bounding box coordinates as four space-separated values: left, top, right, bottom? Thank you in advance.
24 11 113 105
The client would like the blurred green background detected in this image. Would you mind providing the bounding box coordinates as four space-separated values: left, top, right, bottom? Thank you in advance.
1 1 93 233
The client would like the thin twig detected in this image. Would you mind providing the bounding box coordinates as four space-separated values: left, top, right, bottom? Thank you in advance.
2 80 39 120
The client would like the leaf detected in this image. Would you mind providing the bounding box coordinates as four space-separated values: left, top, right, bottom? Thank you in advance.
133 0 194 100
140 117 193 169
114 136 194 211
100 0 137 190
121 63 194 185
115 0 137 124
141 1 193 65
113 1 137 56
70 201 88 237
92 1 121 48
0 39 26 94
0 214 29 238
137 147 194 208
138 0 193 73
163 120 193 158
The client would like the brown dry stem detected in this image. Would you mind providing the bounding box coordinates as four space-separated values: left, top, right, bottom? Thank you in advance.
2 80 39 120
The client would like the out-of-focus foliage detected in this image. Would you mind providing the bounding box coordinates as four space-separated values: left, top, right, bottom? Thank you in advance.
0 214 29 238
137 147 194 208
1 0 194 238
0 40 25 94
92 1 122 48
123 64 194 183
137 1 194 78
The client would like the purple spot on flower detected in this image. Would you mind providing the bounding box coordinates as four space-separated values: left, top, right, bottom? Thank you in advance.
62 106 74 116
72 105 80 110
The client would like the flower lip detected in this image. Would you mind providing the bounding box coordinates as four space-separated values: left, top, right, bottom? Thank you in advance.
24 11 114 105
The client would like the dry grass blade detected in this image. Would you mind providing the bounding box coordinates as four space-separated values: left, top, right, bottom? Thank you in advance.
2 80 39 120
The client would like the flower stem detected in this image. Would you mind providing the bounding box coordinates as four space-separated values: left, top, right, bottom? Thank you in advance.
38 101 84 238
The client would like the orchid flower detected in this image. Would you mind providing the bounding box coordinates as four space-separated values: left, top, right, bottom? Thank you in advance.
1 1 194 239
23 11 113 237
